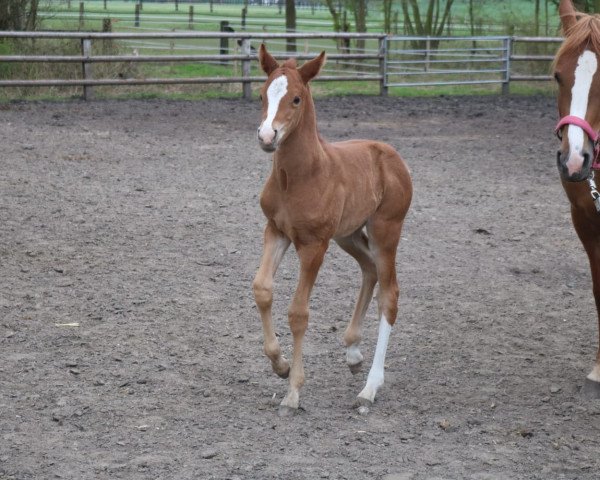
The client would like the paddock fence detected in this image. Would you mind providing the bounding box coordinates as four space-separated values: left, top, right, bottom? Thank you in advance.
0 31 562 99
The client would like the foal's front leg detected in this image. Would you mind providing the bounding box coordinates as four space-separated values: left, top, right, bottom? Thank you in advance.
253 222 291 378
280 241 328 414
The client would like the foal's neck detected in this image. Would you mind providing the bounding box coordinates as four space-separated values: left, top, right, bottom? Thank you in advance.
274 94 325 175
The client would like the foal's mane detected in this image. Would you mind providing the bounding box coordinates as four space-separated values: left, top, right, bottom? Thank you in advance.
556 12 600 62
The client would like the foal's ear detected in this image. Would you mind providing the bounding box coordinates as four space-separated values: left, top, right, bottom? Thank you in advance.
298 51 326 84
559 0 578 35
259 44 279 75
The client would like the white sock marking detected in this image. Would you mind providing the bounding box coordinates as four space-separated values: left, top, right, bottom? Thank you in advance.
259 75 288 142
346 343 363 366
358 315 392 403
567 50 597 173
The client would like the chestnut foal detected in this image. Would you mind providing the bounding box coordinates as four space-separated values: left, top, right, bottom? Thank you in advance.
252 45 412 413
554 0 600 397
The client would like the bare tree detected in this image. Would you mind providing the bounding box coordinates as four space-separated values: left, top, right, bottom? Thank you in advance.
323 0 342 33
349 0 367 52
401 0 455 48
383 0 393 33
0 0 40 30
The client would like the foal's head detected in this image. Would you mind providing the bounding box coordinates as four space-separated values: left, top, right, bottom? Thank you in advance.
256 44 326 152
554 0 600 181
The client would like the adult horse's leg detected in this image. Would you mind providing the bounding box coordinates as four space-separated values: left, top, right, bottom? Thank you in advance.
335 230 378 374
279 241 328 414
356 217 404 406
584 257 600 397
571 208 600 398
253 221 291 378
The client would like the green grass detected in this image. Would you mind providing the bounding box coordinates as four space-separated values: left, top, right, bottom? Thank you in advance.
0 0 562 100
38 0 562 35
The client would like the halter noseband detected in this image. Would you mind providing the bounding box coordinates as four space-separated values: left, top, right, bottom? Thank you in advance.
555 115 600 170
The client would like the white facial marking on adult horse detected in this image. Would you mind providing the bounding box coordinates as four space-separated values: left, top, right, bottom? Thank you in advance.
357 315 392 403
567 50 598 175
258 75 288 145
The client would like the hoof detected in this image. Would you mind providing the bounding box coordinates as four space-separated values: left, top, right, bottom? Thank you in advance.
278 404 298 417
272 360 290 379
582 378 600 399
348 361 363 375
353 397 373 415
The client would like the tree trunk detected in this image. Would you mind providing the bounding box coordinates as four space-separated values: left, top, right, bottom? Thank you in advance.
383 0 392 34
401 0 455 50
324 0 341 31
26 0 39 31
534 0 540 36
0 0 40 30
351 0 367 53
285 0 296 53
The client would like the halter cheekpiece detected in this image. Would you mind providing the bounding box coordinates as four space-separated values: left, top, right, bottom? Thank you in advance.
555 115 600 170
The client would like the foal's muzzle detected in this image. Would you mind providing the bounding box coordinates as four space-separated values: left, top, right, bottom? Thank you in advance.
257 126 279 152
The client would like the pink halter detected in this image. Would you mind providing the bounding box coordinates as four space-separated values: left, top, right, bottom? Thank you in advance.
555 115 600 170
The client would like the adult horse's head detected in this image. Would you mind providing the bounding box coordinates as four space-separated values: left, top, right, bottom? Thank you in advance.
256 44 325 153
554 0 600 182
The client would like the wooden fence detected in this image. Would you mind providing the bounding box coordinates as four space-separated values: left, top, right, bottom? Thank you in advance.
0 31 561 99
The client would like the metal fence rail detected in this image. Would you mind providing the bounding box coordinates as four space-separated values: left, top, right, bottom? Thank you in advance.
0 32 563 99
0 31 386 99
386 35 511 93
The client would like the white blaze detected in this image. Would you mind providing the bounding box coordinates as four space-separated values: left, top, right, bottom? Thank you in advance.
566 50 597 174
258 75 288 144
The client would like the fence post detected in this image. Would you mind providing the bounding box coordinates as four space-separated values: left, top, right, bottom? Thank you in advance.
81 39 93 101
379 36 388 97
134 3 140 28
78 2 84 30
241 38 252 100
220 21 230 65
502 37 511 95
189 5 194 30
241 7 247 30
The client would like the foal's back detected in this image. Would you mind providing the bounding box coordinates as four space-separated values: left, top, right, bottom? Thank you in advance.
324 138 412 226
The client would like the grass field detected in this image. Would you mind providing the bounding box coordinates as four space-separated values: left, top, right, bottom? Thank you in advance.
37 0 561 35
0 0 560 100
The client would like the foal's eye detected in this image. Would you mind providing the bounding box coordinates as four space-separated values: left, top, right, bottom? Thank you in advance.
293 96 301 106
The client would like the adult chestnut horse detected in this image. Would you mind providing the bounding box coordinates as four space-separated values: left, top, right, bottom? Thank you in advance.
252 45 412 413
555 0 600 397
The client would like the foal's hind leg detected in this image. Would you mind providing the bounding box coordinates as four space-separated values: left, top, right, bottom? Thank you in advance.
253 222 291 378
356 217 404 405
335 230 378 374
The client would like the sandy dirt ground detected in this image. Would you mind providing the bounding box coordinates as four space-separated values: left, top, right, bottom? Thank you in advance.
1 94 600 480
